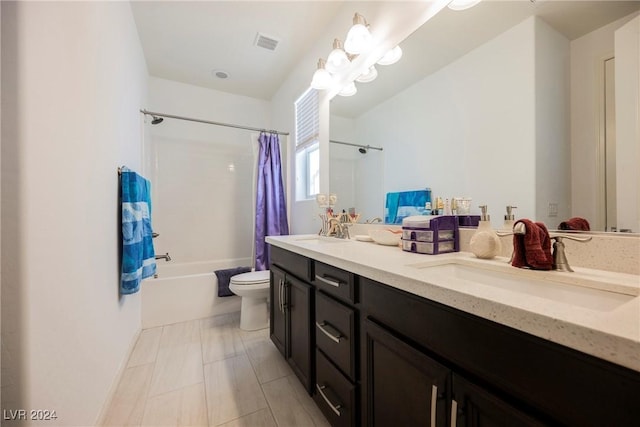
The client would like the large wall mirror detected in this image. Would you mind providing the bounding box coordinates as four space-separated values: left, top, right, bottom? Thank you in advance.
329 1 640 233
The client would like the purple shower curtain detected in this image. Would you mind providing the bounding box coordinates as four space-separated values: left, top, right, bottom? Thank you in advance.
254 132 289 270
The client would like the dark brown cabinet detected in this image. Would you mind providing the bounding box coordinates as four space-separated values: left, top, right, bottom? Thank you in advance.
311 262 360 426
268 245 640 427
287 274 312 391
315 291 357 381
269 266 287 356
362 318 543 427
269 248 313 392
452 375 544 427
363 319 450 427
315 349 357 427
361 276 640 427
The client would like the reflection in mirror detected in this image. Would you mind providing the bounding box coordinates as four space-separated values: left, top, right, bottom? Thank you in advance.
329 1 640 232
329 115 385 223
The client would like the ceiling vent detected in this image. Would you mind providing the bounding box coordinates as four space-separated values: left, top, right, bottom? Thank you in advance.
254 32 280 51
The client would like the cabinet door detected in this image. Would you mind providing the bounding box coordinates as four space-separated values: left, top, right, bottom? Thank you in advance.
288 275 313 393
270 266 287 357
452 375 544 427
363 318 450 427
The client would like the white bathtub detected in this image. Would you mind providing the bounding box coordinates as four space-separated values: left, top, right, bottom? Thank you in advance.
141 258 251 328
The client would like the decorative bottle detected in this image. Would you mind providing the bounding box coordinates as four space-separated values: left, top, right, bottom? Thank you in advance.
469 205 501 259
503 205 517 230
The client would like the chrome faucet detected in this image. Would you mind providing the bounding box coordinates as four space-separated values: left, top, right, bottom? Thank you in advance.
329 218 351 239
155 252 171 262
366 217 383 224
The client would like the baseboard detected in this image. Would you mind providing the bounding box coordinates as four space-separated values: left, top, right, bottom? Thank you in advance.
93 326 142 426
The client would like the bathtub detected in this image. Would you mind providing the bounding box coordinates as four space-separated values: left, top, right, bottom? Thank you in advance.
141 258 251 328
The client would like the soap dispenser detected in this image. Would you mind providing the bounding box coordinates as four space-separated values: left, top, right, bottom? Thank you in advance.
469 205 501 259
503 205 518 230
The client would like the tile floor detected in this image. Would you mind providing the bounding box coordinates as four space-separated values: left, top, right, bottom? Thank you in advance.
102 312 329 427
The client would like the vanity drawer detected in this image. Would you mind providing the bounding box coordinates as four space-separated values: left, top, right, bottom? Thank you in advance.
270 245 311 281
314 349 356 427
316 291 356 381
313 262 356 303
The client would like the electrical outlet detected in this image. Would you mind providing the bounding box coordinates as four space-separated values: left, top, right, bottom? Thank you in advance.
548 202 558 217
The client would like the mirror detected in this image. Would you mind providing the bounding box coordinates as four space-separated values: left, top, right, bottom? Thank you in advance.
329 1 640 232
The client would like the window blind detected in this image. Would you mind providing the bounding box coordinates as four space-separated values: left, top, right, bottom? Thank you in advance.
295 88 319 151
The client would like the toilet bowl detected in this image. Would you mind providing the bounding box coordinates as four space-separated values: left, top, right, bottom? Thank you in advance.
229 270 270 331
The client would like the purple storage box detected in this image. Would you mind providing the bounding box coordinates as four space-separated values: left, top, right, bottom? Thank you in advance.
457 215 481 227
401 215 459 255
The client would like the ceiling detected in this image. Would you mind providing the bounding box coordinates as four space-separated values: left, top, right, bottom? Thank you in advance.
131 1 640 109
130 1 345 100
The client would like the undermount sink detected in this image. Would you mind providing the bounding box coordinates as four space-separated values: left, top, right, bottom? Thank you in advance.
409 263 635 311
294 235 350 244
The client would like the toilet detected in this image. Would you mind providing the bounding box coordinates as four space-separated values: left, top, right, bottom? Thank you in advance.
229 270 270 331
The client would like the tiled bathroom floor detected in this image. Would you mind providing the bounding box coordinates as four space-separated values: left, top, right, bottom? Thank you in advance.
101 312 329 427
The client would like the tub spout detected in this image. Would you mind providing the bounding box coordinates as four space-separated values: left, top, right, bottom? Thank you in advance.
155 253 171 262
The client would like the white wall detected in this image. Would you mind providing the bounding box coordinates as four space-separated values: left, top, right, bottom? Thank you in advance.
614 15 640 233
1 2 147 425
146 77 272 264
534 18 571 226
570 12 639 230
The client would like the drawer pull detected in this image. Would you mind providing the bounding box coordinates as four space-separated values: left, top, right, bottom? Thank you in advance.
316 384 342 416
315 274 342 287
431 385 438 427
450 399 458 427
316 321 343 343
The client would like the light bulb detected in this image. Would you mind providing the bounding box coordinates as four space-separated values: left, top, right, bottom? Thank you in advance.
356 65 378 83
447 0 482 11
377 46 402 66
344 13 372 55
338 82 357 97
326 39 350 73
310 59 333 90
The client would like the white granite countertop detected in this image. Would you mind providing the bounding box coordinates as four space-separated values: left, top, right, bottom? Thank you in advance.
266 234 640 372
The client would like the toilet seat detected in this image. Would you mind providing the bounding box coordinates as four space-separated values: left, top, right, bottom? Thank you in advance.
230 270 270 285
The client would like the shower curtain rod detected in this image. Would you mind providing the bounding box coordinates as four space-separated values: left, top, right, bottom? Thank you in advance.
140 109 290 136
329 139 383 151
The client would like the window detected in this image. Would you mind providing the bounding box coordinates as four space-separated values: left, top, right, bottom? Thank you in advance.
294 88 320 200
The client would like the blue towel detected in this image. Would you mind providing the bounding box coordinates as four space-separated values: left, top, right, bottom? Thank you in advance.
120 166 156 295
385 192 401 224
215 266 252 297
385 190 429 224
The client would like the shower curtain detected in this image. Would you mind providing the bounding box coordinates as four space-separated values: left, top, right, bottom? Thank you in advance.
254 132 289 270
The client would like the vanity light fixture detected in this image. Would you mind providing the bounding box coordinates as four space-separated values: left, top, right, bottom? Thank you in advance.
310 58 333 90
447 0 482 11
338 81 357 97
377 45 403 65
344 13 372 55
356 65 378 83
325 39 351 73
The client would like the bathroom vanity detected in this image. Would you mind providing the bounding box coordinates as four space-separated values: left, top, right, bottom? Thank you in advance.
266 235 640 426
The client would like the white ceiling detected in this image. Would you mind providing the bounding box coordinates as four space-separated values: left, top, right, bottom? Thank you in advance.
131 1 640 110
130 1 345 100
